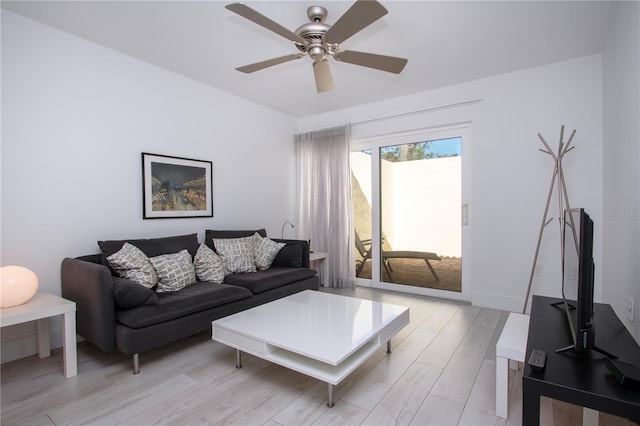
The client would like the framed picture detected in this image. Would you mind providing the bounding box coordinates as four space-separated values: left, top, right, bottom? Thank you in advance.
142 153 213 219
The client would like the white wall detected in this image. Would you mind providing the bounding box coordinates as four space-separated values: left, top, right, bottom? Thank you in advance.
602 1 640 342
1 11 297 361
298 54 604 314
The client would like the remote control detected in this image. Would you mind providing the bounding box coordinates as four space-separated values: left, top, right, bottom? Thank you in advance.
528 349 546 371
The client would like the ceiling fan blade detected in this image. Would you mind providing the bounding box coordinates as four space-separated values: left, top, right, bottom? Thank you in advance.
313 60 335 93
236 54 304 73
226 3 307 45
334 50 408 74
324 0 388 45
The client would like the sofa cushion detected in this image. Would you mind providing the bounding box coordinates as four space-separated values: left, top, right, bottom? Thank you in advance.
271 244 303 268
213 236 257 273
205 229 266 251
253 234 286 270
113 277 158 310
115 282 253 329
223 267 317 294
193 244 226 283
106 243 158 288
150 249 197 293
99 233 199 272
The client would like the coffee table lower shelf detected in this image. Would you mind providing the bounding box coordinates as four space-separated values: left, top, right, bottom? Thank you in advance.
213 334 398 407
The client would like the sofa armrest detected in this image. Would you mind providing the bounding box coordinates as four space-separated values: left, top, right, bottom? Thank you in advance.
272 239 311 268
61 257 116 352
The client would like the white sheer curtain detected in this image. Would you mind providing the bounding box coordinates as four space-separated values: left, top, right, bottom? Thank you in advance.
295 124 353 288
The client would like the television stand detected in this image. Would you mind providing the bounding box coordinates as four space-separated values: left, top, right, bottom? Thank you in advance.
549 301 618 358
522 296 640 426
555 343 617 359
550 300 575 310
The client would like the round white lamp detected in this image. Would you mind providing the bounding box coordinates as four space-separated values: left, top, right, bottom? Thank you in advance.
0 265 39 308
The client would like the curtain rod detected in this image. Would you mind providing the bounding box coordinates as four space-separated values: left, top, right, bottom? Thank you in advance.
350 98 482 126
298 98 482 134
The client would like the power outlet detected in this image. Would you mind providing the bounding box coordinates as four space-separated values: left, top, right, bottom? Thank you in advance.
628 298 635 322
534 265 543 277
568 266 579 281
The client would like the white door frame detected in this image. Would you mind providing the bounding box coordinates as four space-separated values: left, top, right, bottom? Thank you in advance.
351 123 472 302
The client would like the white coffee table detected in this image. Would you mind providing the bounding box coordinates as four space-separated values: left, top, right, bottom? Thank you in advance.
212 290 409 407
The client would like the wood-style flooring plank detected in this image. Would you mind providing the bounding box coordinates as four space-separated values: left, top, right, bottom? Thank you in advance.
70 374 198 426
166 364 296 425
361 361 442 425
271 380 332 426
340 327 438 411
215 370 318 425
417 305 480 368
1 373 115 425
420 302 463 332
410 393 465 426
118 356 263 425
461 359 499 417
311 399 370 426
429 324 496 404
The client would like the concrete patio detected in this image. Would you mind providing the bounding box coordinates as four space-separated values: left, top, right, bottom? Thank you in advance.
356 256 462 292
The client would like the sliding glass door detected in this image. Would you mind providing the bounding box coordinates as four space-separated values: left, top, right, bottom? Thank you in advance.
351 126 470 301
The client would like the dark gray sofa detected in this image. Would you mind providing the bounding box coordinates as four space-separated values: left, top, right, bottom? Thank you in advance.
61 230 319 374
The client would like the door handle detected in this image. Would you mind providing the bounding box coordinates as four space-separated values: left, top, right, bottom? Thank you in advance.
462 203 469 226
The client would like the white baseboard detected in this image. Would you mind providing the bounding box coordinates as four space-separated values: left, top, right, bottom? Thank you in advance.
472 291 526 313
1 337 39 363
1 322 64 364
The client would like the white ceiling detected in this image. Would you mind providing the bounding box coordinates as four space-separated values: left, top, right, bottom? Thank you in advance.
2 1 617 118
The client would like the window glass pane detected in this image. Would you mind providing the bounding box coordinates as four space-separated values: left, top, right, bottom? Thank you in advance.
378 137 462 291
351 150 372 279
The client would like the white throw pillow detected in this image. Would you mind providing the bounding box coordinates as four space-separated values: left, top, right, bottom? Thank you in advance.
107 242 158 288
193 243 226 283
213 236 256 273
252 233 286 270
149 249 196 293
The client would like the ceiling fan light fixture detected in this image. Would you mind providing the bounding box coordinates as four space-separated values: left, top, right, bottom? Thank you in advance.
308 46 326 61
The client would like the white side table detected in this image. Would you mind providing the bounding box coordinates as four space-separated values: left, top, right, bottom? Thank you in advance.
0 292 77 378
309 252 328 286
496 312 529 418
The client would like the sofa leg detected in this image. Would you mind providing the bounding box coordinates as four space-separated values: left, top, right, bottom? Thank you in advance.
133 353 140 375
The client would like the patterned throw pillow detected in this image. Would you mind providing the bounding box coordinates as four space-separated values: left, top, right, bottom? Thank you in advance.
213 236 256 273
253 233 286 270
193 244 226 283
149 249 196 293
106 243 158 288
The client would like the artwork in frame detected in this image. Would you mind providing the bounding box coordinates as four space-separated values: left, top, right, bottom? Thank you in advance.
142 153 213 219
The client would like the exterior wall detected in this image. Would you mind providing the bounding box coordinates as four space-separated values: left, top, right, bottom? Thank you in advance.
352 153 462 257
392 157 461 257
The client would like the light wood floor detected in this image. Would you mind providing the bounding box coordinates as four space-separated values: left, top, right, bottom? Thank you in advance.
1 287 636 426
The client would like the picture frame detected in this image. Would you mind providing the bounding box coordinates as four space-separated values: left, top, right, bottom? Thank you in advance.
141 152 213 219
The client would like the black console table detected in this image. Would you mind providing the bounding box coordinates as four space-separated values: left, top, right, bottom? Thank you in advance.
523 295 640 425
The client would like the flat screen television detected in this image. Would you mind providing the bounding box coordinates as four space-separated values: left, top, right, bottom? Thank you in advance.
557 208 615 358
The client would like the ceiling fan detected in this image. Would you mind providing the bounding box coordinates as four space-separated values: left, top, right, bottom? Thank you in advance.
225 0 408 93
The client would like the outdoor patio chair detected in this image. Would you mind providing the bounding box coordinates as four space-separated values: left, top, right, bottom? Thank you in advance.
355 232 442 281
